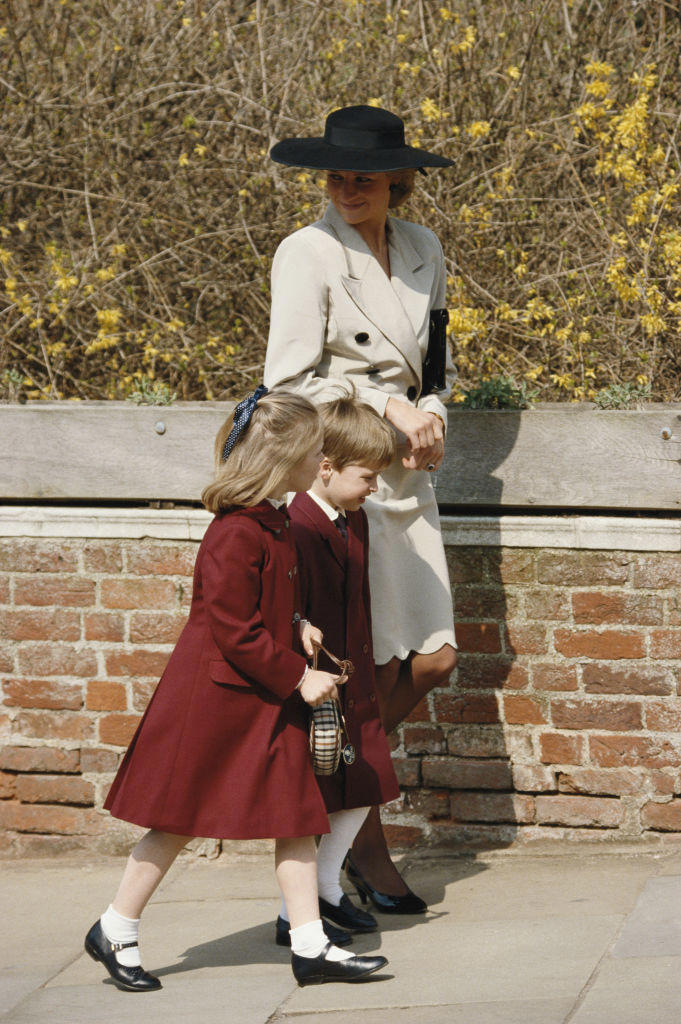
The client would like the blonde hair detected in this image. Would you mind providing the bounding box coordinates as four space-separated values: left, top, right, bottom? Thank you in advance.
202 391 322 512
388 168 416 208
320 396 396 470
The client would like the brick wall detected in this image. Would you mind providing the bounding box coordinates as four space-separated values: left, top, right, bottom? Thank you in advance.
2 535 681 855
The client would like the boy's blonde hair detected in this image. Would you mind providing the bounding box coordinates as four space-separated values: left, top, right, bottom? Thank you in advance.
202 391 322 512
320 396 395 470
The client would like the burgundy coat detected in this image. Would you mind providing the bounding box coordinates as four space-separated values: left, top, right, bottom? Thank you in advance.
288 493 400 813
105 504 330 839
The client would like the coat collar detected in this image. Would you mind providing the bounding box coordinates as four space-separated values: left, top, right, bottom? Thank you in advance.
322 203 434 383
289 492 347 570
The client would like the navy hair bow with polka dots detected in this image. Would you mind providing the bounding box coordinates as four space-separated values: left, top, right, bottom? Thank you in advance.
221 384 268 461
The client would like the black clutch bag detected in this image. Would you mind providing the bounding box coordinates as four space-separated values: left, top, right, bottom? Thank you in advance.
421 309 449 397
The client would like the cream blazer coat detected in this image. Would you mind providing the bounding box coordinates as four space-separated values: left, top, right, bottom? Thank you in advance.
264 203 457 663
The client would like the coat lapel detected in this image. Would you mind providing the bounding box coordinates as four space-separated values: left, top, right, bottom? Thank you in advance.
290 492 347 572
322 204 431 384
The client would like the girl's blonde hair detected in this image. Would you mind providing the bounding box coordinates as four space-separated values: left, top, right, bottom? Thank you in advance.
202 390 322 513
388 168 417 208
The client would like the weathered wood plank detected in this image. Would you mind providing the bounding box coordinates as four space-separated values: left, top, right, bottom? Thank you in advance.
2 402 681 509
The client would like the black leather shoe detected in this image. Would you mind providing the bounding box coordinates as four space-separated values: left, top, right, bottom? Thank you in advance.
345 854 427 914
292 942 387 986
275 915 352 948
319 894 377 933
84 920 161 992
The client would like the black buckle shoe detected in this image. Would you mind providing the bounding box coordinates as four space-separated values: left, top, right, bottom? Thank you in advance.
84 920 161 992
318 894 377 933
292 941 387 986
275 915 353 948
345 854 427 914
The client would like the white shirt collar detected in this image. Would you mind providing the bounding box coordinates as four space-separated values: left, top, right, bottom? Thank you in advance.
307 489 340 522
266 498 286 510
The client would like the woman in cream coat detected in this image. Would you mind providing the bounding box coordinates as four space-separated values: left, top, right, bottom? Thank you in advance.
265 105 457 911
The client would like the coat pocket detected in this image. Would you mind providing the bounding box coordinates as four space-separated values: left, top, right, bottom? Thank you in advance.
208 659 253 690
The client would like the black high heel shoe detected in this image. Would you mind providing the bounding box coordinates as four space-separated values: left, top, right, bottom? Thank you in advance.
345 854 427 914
275 915 353 948
318 894 377 933
84 920 161 992
291 942 387 986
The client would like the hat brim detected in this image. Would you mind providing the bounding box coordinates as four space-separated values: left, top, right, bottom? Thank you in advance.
269 137 453 172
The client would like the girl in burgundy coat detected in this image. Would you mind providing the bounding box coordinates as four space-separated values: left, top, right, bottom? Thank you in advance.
84 389 387 992
286 397 401 938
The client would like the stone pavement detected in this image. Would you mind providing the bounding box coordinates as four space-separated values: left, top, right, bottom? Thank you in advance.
2 845 681 1023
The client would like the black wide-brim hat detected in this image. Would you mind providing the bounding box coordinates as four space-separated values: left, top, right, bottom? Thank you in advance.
270 105 453 172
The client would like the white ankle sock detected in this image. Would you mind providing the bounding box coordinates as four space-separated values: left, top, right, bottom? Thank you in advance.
289 919 352 962
317 807 369 906
100 904 141 968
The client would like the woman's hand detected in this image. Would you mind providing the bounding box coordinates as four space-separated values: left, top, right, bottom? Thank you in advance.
299 668 346 707
385 399 445 471
299 619 322 657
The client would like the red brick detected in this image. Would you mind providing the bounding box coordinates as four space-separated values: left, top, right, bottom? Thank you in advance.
446 547 482 583
0 802 104 834
16 644 98 678
503 695 546 725
384 824 425 848
98 714 141 746
524 589 570 621
422 757 512 790
589 734 681 769
489 550 534 584
0 608 81 641
553 628 644 660
101 578 177 610
402 725 446 755
2 678 83 711
634 555 681 589
84 612 125 642
512 765 556 792
644 699 681 732
539 732 584 765
86 680 127 711
455 655 528 690
0 771 16 798
532 664 578 692
650 630 681 659
551 698 642 732
131 678 158 712
0 575 9 603
572 591 663 626
129 612 187 645
454 586 507 620
450 792 535 824
649 770 679 796
0 745 80 773
558 768 641 796
668 596 681 626
13 576 95 607
641 800 681 831
455 623 501 654
583 662 672 696
403 697 431 723
535 795 622 827
80 747 121 773
105 649 170 678
504 624 547 656
0 644 15 672
0 541 79 573
13 711 94 743
433 692 499 724
446 725 507 759
14 774 94 805
408 789 450 819
537 552 630 586
391 755 421 787
126 544 196 577
82 542 123 573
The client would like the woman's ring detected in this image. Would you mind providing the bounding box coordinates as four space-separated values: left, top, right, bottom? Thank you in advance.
427 463 436 471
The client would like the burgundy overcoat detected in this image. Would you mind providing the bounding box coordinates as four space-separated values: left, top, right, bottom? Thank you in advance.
104 504 330 839
288 493 400 813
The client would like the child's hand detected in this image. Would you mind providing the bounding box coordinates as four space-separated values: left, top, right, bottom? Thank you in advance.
299 668 346 707
299 620 323 657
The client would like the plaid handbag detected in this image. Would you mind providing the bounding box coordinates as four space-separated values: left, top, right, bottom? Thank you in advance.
308 640 355 776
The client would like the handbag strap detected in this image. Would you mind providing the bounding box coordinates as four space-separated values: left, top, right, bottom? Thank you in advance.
310 639 353 739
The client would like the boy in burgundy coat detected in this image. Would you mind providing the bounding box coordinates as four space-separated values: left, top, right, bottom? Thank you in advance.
285 397 401 938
